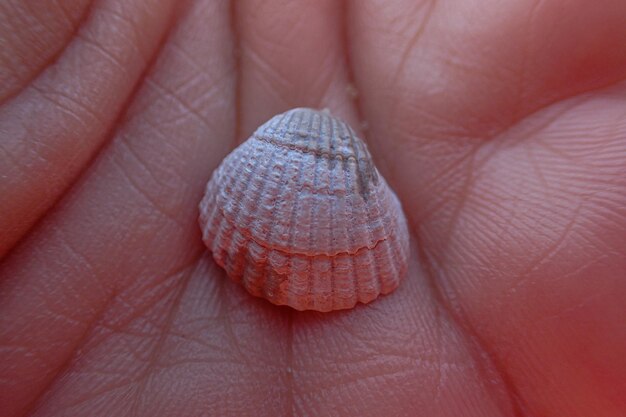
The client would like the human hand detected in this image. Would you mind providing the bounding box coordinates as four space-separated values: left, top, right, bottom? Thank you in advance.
1 1 625 416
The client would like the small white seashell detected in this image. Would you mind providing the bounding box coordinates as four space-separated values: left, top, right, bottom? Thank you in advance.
199 108 409 312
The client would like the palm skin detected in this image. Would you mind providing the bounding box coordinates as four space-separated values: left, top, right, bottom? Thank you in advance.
1 0 625 416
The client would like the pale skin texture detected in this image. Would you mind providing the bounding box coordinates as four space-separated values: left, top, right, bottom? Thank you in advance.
0 0 625 416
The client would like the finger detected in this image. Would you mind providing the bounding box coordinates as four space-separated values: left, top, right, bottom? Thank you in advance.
350 0 626 415
0 0 178 258
236 0 359 139
0 0 236 414
0 0 90 102
348 0 626 205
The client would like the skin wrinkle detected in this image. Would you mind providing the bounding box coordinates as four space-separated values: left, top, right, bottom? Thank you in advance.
101 4 152 65
229 0 243 147
239 2 336 109
378 2 626 152
19 280 124 417
74 29 137 77
525 145 550 191
0 144 31 175
286 313 295 417
437 52 515 87
0 6 187 416
49 224 98 282
433 150 481 255
98 253 205 334
0 0 182 261
111 112 208 224
414 221 526 417
390 0 437 88
503 204 583 295
415 146 483 222
28 83 106 131
47 268 194 414
56 256 213 415
51 0 81 27
301 318 436 363
115 134 166 193
127 268 193 417
217 273 256 372
513 0 541 118
0 0 92 105
54 378 139 413
404 90 620 272
292 250 502 412
432 108 624 415
244 46 294 94
534 289 608 331
161 58 234 117
300 364 429 398
314 56 345 108
112 141 187 231
25 262 196 415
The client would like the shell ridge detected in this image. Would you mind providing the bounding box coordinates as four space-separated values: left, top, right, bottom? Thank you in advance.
340 138 360 308
309 111 328 256
259 110 301 302
224 144 267 241
243 111 297 297
216 144 268 279
254 135 367 164
231 117 291 230
391 193 410 280
327 124 336 311
253 112 387 254
372 187 395 291
215 142 255 223
211 156 245 274
362 169 386 300
276 109 310 302
219 135 279 287
236 143 274 292
215 206 392 258
301 110 324 308
326 117 340 308
256 110 299 246
199 179 220 242
344 120 370 200
328 118 342 310
216 115 393 258
202 158 233 233
374 179 397 292
304 113 331 310
228 144 283 286
379 191 403 292
205 152 250 265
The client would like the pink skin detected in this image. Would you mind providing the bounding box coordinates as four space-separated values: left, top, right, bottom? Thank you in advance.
0 0 625 416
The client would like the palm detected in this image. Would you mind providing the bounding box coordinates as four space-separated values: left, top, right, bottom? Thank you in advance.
1 1 625 416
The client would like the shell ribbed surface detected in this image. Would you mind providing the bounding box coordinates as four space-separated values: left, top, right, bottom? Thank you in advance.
199 108 410 312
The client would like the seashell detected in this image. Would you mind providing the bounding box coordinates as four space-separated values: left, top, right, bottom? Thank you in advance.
198 108 409 312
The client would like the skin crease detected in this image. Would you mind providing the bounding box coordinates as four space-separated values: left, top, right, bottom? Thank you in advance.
0 0 624 415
